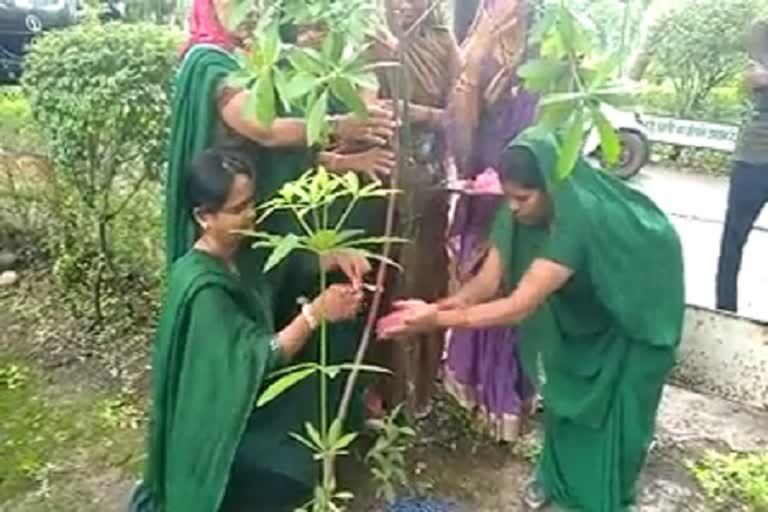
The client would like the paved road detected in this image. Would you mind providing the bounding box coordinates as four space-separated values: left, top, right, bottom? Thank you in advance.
632 167 768 321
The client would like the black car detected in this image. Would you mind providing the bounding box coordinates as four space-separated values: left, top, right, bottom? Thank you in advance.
0 0 123 82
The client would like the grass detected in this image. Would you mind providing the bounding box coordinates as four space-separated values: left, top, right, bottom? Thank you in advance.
689 450 768 511
0 356 144 511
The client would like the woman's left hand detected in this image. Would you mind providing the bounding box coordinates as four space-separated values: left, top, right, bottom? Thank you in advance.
320 250 372 289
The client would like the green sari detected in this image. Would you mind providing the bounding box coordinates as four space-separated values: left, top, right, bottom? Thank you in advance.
490 129 685 511
135 250 287 511
150 43 365 510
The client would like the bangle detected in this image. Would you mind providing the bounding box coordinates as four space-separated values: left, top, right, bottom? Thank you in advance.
301 303 319 330
269 336 282 354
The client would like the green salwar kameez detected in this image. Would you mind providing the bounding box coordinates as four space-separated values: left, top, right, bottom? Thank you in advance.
489 130 685 511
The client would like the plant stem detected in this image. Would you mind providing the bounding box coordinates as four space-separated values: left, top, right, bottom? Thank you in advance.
333 196 359 233
319 263 331 495
332 0 411 450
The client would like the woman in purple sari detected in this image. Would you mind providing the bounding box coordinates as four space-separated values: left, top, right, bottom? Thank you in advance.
443 0 539 441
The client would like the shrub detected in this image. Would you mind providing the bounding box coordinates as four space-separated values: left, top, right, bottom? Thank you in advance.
640 83 748 125
0 89 44 153
645 0 757 118
690 450 768 511
20 21 180 319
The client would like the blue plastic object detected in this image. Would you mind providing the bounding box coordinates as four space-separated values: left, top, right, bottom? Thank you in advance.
383 496 462 512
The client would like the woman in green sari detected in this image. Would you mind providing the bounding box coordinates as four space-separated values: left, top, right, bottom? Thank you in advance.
131 148 363 512
164 0 394 496
380 129 685 512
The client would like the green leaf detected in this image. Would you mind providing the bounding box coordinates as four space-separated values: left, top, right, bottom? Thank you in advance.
334 363 392 375
539 90 590 107
592 84 639 108
290 432 320 452
331 229 366 247
517 58 567 92
529 6 557 44
263 233 301 272
556 109 585 181
254 73 276 127
306 90 329 146
331 77 367 117
557 5 593 55
272 68 292 112
328 418 343 445
226 0 252 32
284 71 318 100
343 172 360 194
537 102 575 130
309 229 342 251
342 236 410 248
304 422 324 450
334 432 358 451
262 22 280 66
226 69 254 90
589 106 621 167
322 31 343 61
267 362 321 380
288 48 326 76
243 85 261 119
334 491 354 501
256 367 317 407
584 52 621 90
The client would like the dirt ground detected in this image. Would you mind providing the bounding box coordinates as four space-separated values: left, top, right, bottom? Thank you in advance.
2 268 767 512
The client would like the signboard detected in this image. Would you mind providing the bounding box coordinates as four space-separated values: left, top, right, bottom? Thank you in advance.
643 115 739 153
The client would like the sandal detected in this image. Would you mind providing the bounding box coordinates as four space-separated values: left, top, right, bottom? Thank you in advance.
522 478 551 511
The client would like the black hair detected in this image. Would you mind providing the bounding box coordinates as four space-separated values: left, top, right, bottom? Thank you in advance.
187 147 256 213
497 146 546 191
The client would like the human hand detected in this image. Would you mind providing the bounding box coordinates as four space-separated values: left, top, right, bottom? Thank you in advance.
378 100 434 125
462 6 520 66
312 284 364 323
320 250 372 289
376 299 438 338
335 147 397 180
370 25 399 58
334 104 396 146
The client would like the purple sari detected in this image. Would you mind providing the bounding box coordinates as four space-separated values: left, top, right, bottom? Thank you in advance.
443 0 538 441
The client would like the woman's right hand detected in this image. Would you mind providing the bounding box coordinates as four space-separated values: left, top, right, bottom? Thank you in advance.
312 284 364 323
334 105 397 146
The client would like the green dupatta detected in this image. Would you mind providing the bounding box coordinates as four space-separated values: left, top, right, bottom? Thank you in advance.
164 44 238 270
490 128 684 424
145 250 281 512
490 128 685 511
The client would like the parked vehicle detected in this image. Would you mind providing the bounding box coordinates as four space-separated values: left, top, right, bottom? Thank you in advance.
583 104 652 180
0 0 123 83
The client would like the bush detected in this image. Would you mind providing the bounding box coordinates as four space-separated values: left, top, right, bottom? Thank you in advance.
20 21 181 319
651 143 731 177
0 89 44 153
690 450 768 511
640 83 748 126
645 0 757 118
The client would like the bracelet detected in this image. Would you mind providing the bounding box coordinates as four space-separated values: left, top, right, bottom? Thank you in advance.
269 336 282 354
301 303 319 330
